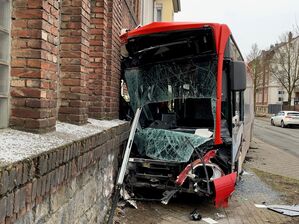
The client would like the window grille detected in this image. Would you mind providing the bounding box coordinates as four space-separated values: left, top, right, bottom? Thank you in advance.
154 3 163 22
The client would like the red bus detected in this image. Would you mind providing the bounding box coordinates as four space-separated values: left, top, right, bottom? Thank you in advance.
118 22 254 208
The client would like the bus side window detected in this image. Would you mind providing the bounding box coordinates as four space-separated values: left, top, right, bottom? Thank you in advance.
230 38 243 61
232 91 244 122
222 59 232 120
233 91 239 116
240 91 244 121
224 40 231 59
229 36 244 122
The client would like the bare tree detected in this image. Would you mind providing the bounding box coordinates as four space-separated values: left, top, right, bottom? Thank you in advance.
247 43 262 112
270 31 299 108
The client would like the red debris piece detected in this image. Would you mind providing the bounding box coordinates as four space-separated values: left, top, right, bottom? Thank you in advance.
213 172 237 208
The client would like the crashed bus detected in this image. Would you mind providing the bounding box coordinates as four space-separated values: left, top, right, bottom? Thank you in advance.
119 22 254 207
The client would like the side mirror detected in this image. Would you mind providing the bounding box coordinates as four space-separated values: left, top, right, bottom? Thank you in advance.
230 61 247 91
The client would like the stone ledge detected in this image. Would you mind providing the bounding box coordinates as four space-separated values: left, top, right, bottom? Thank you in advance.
0 119 128 167
0 119 130 223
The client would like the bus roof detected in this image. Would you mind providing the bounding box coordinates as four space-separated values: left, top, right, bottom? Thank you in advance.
120 22 231 55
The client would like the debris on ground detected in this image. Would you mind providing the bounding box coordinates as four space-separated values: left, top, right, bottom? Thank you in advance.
215 212 226 219
161 190 178 205
115 207 126 217
255 204 267 208
242 170 253 176
255 204 299 217
267 204 299 217
117 201 126 208
202 217 218 224
189 209 202 221
120 188 138 209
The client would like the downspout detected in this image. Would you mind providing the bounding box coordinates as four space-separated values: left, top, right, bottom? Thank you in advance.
172 0 181 12
124 0 138 26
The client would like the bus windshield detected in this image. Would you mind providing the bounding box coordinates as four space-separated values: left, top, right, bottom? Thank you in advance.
125 56 217 112
122 27 219 162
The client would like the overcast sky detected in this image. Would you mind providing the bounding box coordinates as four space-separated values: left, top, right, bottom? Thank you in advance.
174 0 299 59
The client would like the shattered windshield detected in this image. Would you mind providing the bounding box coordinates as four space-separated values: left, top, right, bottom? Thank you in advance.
125 57 217 111
134 128 212 162
125 57 217 162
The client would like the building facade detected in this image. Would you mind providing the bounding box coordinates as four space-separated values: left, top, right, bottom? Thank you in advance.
0 1 140 223
0 0 141 132
254 36 299 114
140 0 181 25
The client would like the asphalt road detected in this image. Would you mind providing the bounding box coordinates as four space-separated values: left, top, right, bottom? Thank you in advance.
254 118 299 158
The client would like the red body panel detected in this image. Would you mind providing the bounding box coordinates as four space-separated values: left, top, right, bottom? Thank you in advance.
215 25 231 145
176 150 217 186
121 22 232 145
214 172 237 208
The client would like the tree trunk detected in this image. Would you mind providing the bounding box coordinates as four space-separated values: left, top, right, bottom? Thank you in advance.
254 89 257 113
288 93 292 110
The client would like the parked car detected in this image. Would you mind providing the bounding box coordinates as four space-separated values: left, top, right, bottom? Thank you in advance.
270 111 299 128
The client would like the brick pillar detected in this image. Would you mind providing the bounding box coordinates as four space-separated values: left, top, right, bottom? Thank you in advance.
88 0 108 119
10 0 59 133
105 0 122 119
59 0 90 125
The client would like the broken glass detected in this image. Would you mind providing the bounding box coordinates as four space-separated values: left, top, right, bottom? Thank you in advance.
124 57 217 112
134 128 211 162
125 57 217 162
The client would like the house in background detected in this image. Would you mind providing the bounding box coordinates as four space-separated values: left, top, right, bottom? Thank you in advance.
254 36 299 115
140 0 181 25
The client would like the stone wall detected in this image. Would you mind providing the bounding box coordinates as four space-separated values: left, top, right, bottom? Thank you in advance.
0 121 130 224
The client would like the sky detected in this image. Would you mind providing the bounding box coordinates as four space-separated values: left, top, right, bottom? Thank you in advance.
174 0 299 59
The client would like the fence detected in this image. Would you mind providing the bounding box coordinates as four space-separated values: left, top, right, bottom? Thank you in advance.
268 104 282 114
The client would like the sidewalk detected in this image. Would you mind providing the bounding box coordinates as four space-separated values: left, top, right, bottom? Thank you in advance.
115 138 299 224
116 172 297 224
248 137 299 180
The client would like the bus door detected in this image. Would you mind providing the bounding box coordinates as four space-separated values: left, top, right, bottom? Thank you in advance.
226 37 246 173
232 91 244 173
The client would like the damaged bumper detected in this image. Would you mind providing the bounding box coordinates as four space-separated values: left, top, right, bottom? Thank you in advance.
126 150 237 208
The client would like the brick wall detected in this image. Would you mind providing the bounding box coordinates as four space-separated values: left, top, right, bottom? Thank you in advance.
0 122 129 223
10 0 60 133
88 0 140 120
59 0 90 125
105 0 122 119
88 0 109 119
1 1 139 223
9 0 141 132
